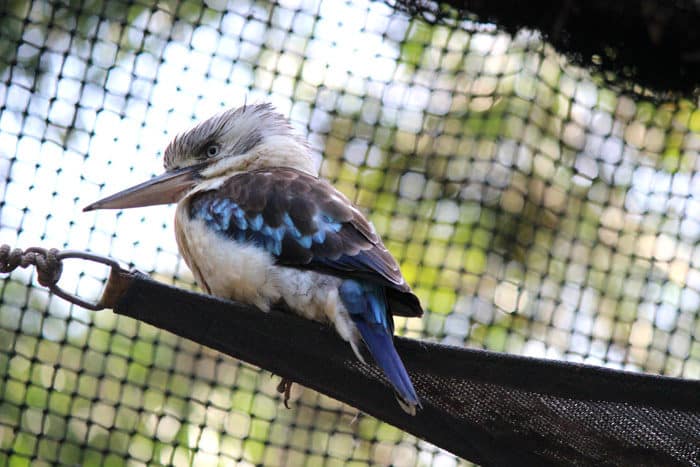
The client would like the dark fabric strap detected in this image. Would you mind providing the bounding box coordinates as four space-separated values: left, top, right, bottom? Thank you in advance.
114 272 700 466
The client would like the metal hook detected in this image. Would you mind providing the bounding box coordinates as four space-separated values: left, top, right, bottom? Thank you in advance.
0 245 127 311
50 250 124 310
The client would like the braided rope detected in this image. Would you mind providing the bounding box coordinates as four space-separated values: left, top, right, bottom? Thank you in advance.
0 245 63 288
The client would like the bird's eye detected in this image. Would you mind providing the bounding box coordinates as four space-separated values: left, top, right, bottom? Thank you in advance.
206 144 220 157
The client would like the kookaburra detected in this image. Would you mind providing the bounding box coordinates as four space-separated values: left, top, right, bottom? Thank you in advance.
85 104 422 414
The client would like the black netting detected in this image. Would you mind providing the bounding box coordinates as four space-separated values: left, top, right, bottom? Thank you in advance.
1 1 699 466
115 272 700 466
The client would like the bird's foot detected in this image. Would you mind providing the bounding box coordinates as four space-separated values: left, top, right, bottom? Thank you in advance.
350 410 362 426
276 378 294 409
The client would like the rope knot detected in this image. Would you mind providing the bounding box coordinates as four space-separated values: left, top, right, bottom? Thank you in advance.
35 248 63 287
0 245 63 287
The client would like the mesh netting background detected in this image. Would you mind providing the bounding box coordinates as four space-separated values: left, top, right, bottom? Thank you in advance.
1 0 699 466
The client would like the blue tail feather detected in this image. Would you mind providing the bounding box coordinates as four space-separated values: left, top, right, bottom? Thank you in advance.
339 280 420 414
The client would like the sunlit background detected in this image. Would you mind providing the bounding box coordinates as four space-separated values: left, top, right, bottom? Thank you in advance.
1 0 699 465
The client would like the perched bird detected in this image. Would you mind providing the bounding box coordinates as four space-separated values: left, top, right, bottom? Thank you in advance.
84 103 422 414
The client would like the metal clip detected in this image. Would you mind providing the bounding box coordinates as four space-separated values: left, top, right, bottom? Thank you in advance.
49 250 124 311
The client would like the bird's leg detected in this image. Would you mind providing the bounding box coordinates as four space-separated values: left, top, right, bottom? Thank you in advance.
350 410 362 426
276 378 294 409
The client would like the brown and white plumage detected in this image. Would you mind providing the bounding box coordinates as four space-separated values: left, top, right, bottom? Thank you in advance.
186 167 422 316
85 103 423 414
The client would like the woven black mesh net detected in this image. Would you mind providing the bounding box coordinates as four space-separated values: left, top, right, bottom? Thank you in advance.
1 1 699 466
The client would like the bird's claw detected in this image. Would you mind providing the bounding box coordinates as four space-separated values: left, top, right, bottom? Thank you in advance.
350 410 362 426
276 378 294 409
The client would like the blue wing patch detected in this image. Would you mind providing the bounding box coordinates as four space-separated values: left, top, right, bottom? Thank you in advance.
186 168 423 318
190 195 343 259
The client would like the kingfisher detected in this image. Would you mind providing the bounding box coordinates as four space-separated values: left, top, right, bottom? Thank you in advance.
84 103 422 414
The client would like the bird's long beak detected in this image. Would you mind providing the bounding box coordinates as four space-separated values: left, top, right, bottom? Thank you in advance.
83 163 205 212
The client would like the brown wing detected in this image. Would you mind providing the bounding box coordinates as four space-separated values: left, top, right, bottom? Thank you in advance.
188 167 422 317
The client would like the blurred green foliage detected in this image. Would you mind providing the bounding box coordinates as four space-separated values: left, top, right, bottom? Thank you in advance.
1 0 699 466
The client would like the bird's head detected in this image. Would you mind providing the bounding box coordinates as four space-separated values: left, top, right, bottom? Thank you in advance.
84 103 315 211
